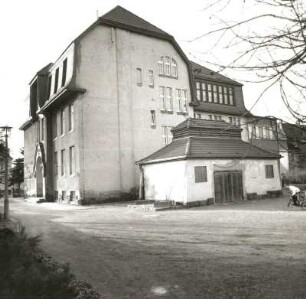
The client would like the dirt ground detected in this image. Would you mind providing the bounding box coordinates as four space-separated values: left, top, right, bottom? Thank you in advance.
8 194 306 299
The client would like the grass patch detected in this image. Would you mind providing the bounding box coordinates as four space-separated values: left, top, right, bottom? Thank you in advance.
0 227 100 299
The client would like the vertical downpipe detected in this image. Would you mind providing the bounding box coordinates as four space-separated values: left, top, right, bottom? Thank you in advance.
114 28 123 191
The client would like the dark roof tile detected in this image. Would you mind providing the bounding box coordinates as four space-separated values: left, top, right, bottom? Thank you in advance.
138 137 280 164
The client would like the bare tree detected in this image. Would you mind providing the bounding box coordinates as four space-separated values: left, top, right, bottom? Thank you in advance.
188 0 306 121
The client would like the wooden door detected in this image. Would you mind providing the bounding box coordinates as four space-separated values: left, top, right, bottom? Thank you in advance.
214 171 243 203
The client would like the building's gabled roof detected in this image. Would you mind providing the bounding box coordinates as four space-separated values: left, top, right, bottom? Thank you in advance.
190 61 242 86
137 136 281 165
100 6 171 39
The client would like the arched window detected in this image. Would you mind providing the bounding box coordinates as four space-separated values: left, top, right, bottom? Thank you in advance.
158 56 178 78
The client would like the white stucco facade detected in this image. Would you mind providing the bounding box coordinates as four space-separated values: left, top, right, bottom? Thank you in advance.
142 158 281 204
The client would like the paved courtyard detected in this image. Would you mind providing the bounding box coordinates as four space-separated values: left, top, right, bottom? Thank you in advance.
7 195 306 298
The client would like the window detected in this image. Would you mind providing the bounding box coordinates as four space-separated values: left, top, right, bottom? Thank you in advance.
207 84 213 102
229 117 232 124
162 126 173 145
150 110 156 126
159 87 166 110
213 85 218 103
248 125 253 139
148 70 154 87
48 75 52 99
61 149 65 176
136 68 142 85
265 165 274 178
194 113 201 119
60 108 65 135
166 87 173 111
54 68 59 93
164 57 171 76
195 81 235 106
158 57 164 75
52 113 57 139
208 115 213 120
62 58 68 87
41 118 44 142
171 59 178 77
218 86 223 104
69 146 75 175
196 82 201 100
262 126 267 139
158 56 178 78
68 103 74 132
54 151 58 177
229 87 234 105
194 166 207 183
178 89 188 113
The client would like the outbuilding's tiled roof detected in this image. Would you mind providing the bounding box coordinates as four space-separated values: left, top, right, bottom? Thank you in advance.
137 136 281 164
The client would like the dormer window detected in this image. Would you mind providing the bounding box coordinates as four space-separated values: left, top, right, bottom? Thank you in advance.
158 56 178 78
196 80 235 106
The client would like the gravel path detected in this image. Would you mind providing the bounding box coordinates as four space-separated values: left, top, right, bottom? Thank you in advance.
9 195 306 299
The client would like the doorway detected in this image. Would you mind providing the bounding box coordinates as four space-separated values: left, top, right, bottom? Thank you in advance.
36 156 43 197
214 171 243 203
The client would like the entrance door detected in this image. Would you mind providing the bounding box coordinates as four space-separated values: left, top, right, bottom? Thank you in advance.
36 156 43 197
214 171 243 203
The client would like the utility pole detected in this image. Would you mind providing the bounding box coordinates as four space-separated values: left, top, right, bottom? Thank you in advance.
0 126 12 221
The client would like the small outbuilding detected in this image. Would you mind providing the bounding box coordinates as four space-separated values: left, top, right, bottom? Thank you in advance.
137 119 282 206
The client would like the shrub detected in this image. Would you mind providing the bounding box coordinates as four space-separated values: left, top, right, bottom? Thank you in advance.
0 227 100 299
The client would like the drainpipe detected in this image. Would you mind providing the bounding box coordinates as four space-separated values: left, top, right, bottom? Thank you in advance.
139 165 145 200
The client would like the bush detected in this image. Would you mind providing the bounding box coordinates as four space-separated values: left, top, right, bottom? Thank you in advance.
0 228 100 299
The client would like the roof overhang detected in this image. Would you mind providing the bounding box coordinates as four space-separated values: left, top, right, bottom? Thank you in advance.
40 87 86 113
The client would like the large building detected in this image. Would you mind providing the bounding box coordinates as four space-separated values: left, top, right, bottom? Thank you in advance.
21 6 299 204
21 6 195 203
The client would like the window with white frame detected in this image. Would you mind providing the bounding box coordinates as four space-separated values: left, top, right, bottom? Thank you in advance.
195 80 235 105
136 68 142 85
148 70 154 87
159 86 166 110
179 89 188 113
158 56 178 78
162 126 173 145
166 87 173 111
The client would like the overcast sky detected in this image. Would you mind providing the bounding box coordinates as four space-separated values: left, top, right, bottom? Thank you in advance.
0 0 295 158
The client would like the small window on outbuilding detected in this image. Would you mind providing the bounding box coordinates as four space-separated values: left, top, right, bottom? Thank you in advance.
265 165 274 178
194 166 207 183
